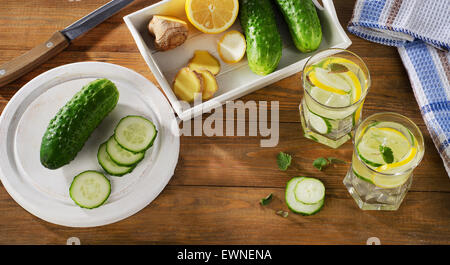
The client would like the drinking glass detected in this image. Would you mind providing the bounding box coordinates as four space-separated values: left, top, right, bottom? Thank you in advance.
300 49 371 148
343 112 425 210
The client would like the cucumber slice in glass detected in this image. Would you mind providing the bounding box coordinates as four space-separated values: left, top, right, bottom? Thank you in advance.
98 143 134 176
69 171 111 209
114 116 157 153
352 167 374 184
285 177 324 216
294 177 325 205
106 136 144 166
308 110 332 134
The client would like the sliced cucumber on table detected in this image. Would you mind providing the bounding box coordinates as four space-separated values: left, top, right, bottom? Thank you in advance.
69 171 111 209
114 115 157 153
285 177 324 215
106 136 144 166
294 177 325 205
98 143 135 176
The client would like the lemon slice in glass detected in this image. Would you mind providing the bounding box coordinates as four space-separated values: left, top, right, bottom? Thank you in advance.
357 126 412 168
308 68 350 95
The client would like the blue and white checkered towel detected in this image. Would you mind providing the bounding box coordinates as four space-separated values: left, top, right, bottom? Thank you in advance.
348 0 450 176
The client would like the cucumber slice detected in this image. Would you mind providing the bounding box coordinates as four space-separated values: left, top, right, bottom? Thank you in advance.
356 145 383 167
69 171 111 209
114 116 157 153
106 136 144 166
307 109 332 134
352 167 374 184
294 177 325 205
98 143 134 176
285 177 324 216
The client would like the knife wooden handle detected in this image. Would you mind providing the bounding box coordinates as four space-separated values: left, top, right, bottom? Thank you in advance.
0 31 69 87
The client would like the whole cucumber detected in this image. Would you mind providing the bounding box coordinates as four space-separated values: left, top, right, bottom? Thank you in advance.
275 0 322 53
239 0 282 75
40 78 119 169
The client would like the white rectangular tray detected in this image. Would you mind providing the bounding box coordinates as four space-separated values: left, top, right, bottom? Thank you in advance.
124 0 351 121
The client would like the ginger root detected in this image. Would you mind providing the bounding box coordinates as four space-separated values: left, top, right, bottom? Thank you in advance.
148 15 188 51
172 67 203 103
187 50 221 75
196 69 218 100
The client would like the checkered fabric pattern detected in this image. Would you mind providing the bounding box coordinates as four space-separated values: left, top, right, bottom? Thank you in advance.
348 0 450 176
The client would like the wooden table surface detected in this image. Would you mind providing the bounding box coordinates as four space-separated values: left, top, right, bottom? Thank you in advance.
0 0 449 245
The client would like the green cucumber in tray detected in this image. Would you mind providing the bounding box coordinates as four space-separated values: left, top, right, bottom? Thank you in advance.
274 0 322 53
239 0 282 75
69 171 111 209
40 78 119 169
285 177 324 215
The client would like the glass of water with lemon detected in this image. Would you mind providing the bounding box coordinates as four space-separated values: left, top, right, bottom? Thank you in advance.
300 49 370 148
343 112 425 210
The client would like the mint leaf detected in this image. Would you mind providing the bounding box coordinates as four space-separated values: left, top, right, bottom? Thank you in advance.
313 157 329 171
260 193 273 206
276 210 289 218
327 157 347 164
379 145 394 164
313 157 348 171
277 152 292 171
328 63 349 73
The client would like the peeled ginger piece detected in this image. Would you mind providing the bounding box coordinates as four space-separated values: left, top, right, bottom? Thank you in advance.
196 69 219 100
172 67 203 102
148 15 188 51
187 50 221 75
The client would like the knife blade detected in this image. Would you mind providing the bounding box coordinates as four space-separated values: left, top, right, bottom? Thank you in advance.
61 0 134 41
0 0 134 88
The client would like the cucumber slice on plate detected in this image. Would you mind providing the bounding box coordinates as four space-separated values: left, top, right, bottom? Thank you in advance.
294 177 325 205
69 171 111 209
98 143 134 176
106 136 144 166
285 177 324 216
114 116 157 153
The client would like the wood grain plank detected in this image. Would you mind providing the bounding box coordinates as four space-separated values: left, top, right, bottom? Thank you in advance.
0 0 448 245
172 122 449 192
0 185 448 244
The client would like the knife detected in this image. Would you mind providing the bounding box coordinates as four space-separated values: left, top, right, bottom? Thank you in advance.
0 0 134 88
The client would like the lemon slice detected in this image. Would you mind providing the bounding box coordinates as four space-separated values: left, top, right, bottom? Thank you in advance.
308 68 349 95
185 0 239 34
322 57 366 101
341 71 362 103
357 126 411 168
376 146 417 172
372 172 411 188
322 57 362 75
309 86 351 107
217 30 246 63
353 99 364 125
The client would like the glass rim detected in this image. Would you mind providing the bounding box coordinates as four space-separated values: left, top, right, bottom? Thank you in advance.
302 48 372 110
353 112 425 176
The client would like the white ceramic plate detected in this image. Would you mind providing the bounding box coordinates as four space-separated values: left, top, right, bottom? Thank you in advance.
124 0 352 120
0 62 180 227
